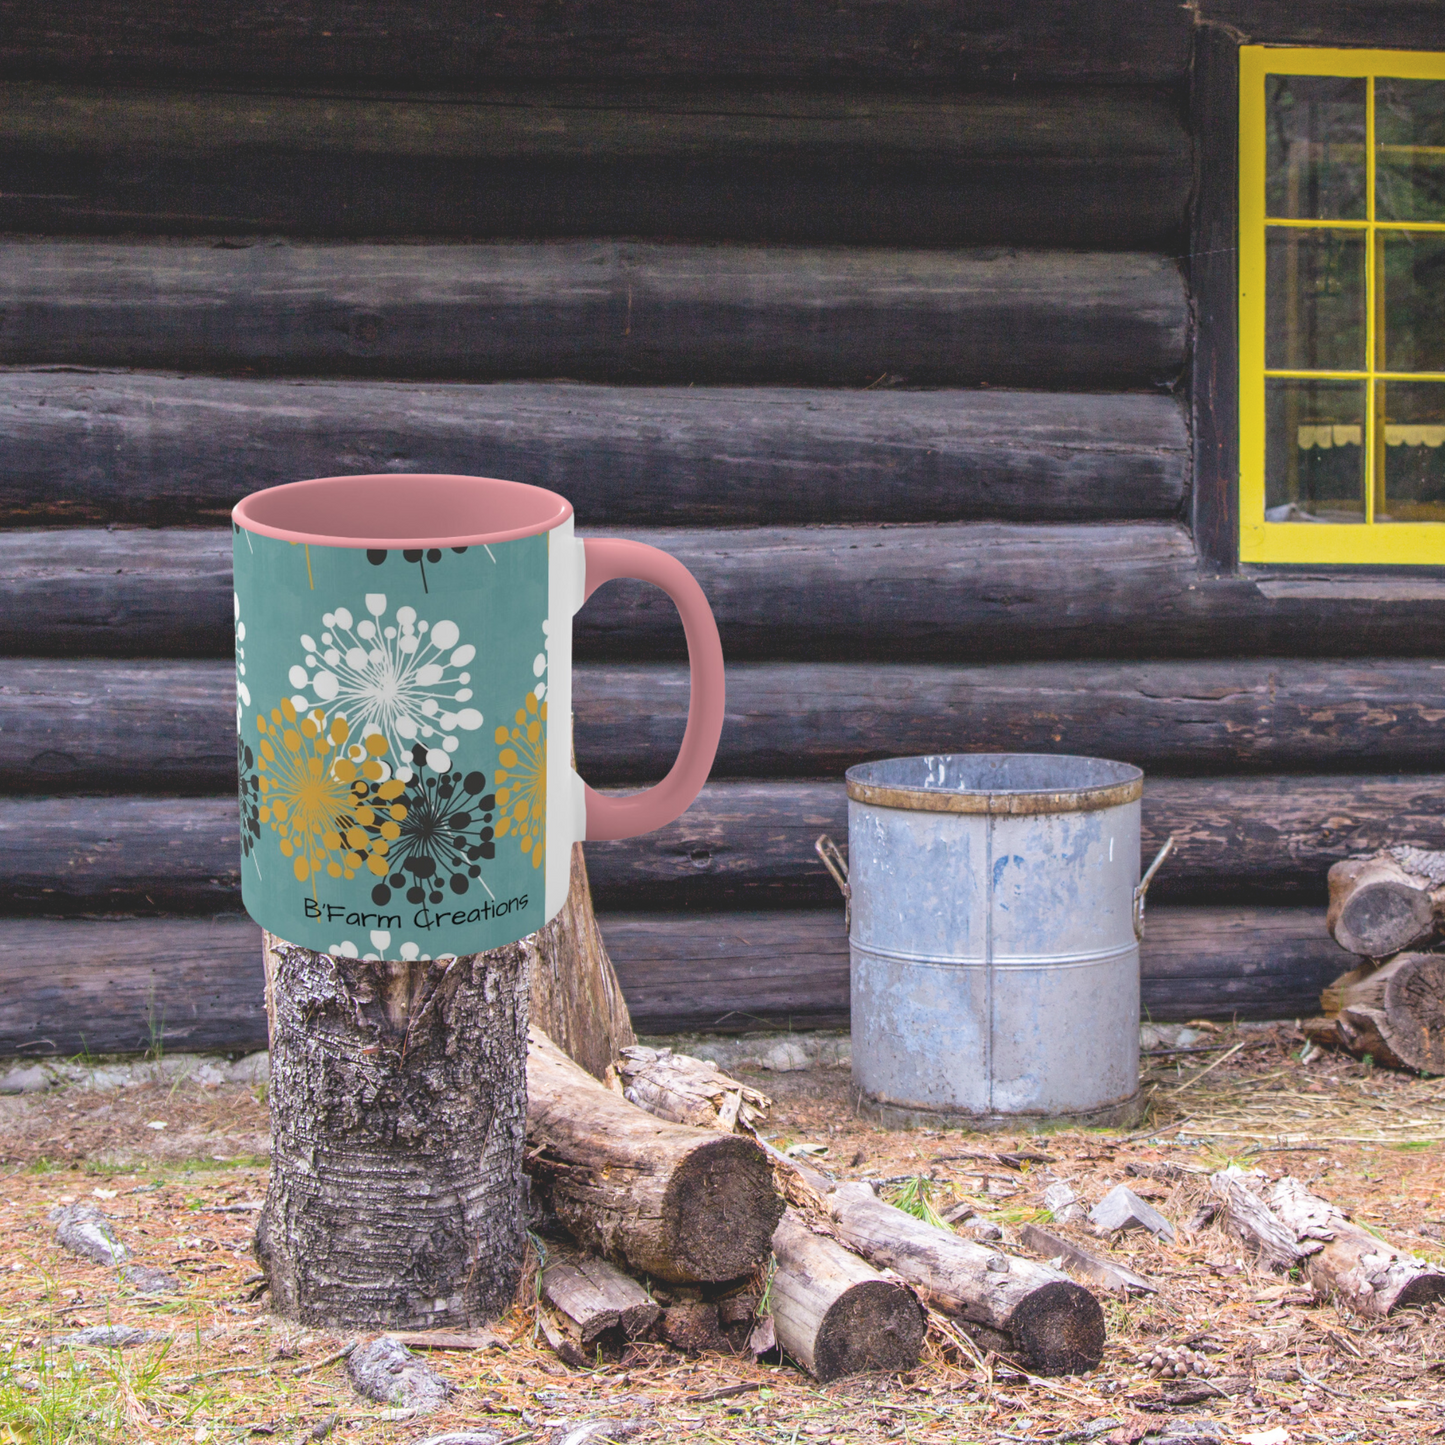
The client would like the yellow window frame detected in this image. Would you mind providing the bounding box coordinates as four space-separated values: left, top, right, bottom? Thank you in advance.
1239 45 1445 565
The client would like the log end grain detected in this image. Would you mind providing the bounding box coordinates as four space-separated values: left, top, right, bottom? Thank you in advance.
1327 856 1435 958
1007 1279 1105 1377
1380 953 1445 1075
663 1133 786 1282
1389 1272 1445 1312
813 1279 927 1383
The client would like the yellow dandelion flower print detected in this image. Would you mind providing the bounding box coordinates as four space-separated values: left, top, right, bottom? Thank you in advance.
254 699 405 890
494 692 546 869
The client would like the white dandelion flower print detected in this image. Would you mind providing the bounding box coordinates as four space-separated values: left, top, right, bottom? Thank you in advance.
289 594 483 778
234 591 251 728
328 931 436 963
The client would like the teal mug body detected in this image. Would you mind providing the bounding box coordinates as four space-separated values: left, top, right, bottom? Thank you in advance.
233 473 724 960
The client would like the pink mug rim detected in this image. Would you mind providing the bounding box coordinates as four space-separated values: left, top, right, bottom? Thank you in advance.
231 473 574 549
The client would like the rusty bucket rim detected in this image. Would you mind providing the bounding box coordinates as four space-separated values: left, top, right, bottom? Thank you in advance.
845 752 1143 816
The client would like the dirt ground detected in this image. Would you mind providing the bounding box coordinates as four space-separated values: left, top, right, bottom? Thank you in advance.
2 1023 1444 1444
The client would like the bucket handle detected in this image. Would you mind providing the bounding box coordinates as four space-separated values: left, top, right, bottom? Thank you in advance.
815 834 851 932
1133 836 1176 941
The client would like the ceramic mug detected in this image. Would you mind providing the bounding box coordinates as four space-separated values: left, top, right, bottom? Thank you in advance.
232 473 724 959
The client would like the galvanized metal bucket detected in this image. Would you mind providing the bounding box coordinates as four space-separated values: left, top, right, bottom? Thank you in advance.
825 753 1167 1130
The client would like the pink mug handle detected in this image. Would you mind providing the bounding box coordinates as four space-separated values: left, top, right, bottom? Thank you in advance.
581 538 725 841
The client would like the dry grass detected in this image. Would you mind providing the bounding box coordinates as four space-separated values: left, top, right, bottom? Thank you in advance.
1 1023 1443 1444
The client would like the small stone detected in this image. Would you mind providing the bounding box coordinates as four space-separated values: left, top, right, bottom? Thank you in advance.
959 1217 1003 1242
558 1423 644 1445
225 1051 271 1085
758 1040 811 1072
60 1325 168 1348
347 1337 451 1412
1042 1181 1085 1225
984 1253 1010 1273
1089 1184 1177 1243
52 1204 127 1266
0 1064 53 1094
412 1435 501 1445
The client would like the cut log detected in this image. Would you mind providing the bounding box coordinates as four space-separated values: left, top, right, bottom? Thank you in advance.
1326 849 1445 957
528 845 634 1082
1213 1168 1445 1317
0 1 1194 85
767 1209 926 1382
17 773 1445 915
616 1045 770 1131
541 1255 661 1343
0 371 1187 529
826 1182 1103 1376
524 1027 783 1283
1017 1223 1157 1298
0 239 1185 389
1307 953 1445 1075
0 905 1358 1057
0 83 1188 250
257 931 528 1328
13 657 1445 795
18 522 1445 664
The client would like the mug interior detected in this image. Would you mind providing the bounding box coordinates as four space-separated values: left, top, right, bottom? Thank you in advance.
232 474 572 548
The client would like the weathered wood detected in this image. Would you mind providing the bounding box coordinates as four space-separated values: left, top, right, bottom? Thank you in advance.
1326 849 1445 959
0 82 1188 249
541 1254 662 1343
1189 23 1240 572
0 240 1186 388
19 522 1445 663
524 1026 783 1283
12 659 1445 796
1199 2 1445 49
528 845 635 1082
257 930 528 1327
767 1208 926 1383
616 1045 771 1131
0 904 1359 1055
0 372 1188 528
1307 954 1445 1076
1018 1224 1157 1298
20 774 1445 915
1214 1167 1445 1316
0 2 1194 86
825 1182 1103 1376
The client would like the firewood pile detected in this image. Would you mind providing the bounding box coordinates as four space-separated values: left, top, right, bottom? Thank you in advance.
1304 847 1445 1074
522 1028 1107 1381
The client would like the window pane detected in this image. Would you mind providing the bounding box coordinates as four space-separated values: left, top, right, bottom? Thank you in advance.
1378 382 1445 521
1380 232 1445 373
1266 228 1366 370
1265 379 1366 521
1266 75 1366 219
1377 78 1445 223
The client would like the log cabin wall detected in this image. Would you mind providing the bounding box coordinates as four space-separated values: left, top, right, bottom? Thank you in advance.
2 1 1442 1054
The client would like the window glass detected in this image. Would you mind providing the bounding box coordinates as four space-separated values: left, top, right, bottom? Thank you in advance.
1377 79 1445 223
1378 231 1445 373
1265 378 1367 521
1266 228 1366 370
1266 75 1366 220
1378 382 1445 521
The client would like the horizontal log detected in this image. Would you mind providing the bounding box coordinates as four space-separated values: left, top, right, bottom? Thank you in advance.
0 372 1188 528
14 522 1445 662
0 240 1186 388
12 775 1445 913
0 2 1194 86
1199 2 1445 49
0 82 1188 249
8 657 1445 793
0 905 1349 1054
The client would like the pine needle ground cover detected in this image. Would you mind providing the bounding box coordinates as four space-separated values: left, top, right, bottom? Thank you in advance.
1 1024 1443 1444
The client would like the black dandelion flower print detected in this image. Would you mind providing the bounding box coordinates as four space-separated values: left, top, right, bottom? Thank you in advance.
366 546 470 593
368 763 497 907
237 736 262 870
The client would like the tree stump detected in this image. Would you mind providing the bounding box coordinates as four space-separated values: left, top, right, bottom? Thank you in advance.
257 843 636 1326
1326 847 1445 958
1304 952 1445 1075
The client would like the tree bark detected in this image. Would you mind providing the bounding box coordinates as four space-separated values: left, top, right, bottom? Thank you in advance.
256 930 528 1328
1305 952 1445 1075
827 1182 1104 1376
1211 1168 1445 1317
768 1208 926 1382
1326 848 1445 958
528 843 634 1081
524 1027 784 1284
616 1043 771 1131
